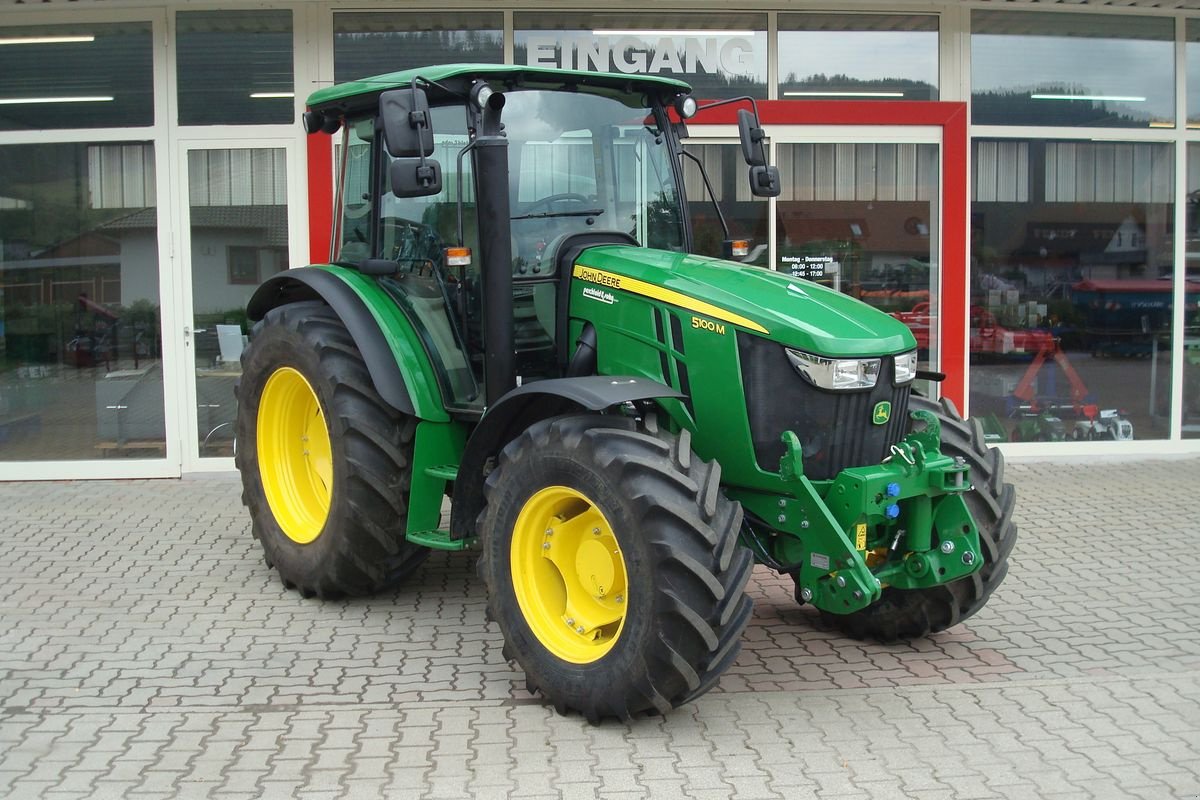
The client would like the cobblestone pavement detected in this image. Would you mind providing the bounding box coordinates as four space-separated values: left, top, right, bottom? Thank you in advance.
2 457 1199 799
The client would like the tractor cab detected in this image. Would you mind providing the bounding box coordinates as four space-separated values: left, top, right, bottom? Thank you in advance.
308 64 776 413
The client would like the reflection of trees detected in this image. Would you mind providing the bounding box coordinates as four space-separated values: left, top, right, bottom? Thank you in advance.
335 30 504 82
780 73 936 99
972 85 1149 127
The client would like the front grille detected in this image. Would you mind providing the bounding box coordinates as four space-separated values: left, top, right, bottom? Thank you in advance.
738 334 911 481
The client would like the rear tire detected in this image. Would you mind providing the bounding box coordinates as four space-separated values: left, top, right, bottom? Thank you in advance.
817 396 1017 641
235 301 428 598
478 414 754 722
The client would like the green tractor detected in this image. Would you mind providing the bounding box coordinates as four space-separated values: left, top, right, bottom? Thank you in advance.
236 64 1016 722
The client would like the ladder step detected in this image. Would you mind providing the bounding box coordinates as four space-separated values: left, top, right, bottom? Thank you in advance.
406 528 473 551
423 464 459 481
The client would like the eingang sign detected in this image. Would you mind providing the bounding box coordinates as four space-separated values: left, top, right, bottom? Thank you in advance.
522 33 757 77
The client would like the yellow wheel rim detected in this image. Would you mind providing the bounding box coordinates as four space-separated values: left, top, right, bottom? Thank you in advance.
511 486 628 664
257 366 333 544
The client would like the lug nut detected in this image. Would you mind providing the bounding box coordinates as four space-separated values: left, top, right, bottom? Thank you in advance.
576 626 585 634
566 617 574 626
778 498 787 508
940 540 955 554
962 551 976 565
777 514 787 524
545 528 553 535
542 542 551 550
615 595 624 604
835 575 846 588
853 590 863 600
592 527 601 536
800 520 810 529
799 588 813 602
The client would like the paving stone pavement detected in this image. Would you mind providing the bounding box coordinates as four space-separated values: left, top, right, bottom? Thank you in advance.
1 457 1199 799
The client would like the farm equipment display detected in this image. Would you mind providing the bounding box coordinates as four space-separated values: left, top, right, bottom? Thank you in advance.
235 64 1017 721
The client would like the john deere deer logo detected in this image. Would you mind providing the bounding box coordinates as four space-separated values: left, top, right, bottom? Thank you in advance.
872 401 891 425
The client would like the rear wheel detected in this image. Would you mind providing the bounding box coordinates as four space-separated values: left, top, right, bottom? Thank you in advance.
479 414 754 722
817 396 1017 641
235 301 428 598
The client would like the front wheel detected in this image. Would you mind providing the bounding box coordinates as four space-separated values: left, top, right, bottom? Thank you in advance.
818 396 1017 641
478 414 754 722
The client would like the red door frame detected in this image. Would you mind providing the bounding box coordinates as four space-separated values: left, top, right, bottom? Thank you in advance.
305 99 969 408
688 100 969 410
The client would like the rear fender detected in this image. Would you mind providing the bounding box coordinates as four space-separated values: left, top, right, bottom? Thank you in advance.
247 266 448 422
449 375 684 540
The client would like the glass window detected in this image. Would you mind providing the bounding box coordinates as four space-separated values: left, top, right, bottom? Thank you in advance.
514 12 767 99
971 11 1174 128
0 142 164 461
1184 144 1200 438
970 138 1174 443
682 143 769 266
333 13 503 84
176 11 294 126
0 22 153 131
778 14 938 101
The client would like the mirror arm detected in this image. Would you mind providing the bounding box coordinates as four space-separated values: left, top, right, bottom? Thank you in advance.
680 149 730 242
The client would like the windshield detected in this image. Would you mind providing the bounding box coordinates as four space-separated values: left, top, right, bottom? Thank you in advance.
501 89 686 275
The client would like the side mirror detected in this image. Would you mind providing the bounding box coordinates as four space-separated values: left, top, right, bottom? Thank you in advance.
748 165 781 198
737 109 767 167
380 88 434 158
390 157 442 198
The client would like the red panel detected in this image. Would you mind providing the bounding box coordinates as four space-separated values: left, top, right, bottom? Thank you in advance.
306 133 334 264
689 99 970 411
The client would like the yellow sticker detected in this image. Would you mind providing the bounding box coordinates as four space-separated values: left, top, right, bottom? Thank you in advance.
855 523 867 551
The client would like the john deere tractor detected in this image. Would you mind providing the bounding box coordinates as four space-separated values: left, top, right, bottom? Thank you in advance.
236 64 1016 722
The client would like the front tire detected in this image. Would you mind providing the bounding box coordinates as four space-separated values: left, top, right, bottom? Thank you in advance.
819 396 1017 641
235 301 428 598
478 414 754 722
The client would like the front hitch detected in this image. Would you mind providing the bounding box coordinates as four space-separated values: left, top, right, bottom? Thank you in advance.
737 410 983 615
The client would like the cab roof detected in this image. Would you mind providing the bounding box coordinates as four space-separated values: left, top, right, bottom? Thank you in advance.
307 63 693 116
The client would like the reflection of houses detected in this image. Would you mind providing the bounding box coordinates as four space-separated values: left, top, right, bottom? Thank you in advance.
101 205 288 314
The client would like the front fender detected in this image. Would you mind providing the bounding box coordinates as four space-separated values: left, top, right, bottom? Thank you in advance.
448 375 684 540
247 265 448 422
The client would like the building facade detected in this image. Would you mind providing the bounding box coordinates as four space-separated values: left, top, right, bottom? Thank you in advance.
1 0 1198 480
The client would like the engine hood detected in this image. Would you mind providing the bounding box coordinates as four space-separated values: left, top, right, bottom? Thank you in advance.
573 245 918 357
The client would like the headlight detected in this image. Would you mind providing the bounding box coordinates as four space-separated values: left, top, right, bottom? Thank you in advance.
786 349 880 390
894 350 918 385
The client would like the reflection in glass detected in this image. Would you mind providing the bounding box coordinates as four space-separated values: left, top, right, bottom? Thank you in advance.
0 143 163 460
334 13 503 83
683 143 769 266
1188 21 1200 127
971 11 1174 128
1184 144 1200 438
970 139 1175 443
778 14 937 101
188 148 288 457
177 11 294 126
0 22 153 131
774 142 940 388
514 12 768 99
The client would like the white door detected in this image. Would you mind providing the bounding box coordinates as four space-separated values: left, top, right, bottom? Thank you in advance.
174 139 302 472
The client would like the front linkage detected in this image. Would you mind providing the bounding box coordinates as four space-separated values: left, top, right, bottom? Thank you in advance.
733 409 982 615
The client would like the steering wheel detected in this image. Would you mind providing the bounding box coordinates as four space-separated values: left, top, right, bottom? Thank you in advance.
521 192 593 215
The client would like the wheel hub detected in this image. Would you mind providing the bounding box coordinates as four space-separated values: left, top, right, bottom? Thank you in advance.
257 366 332 544
510 486 627 663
